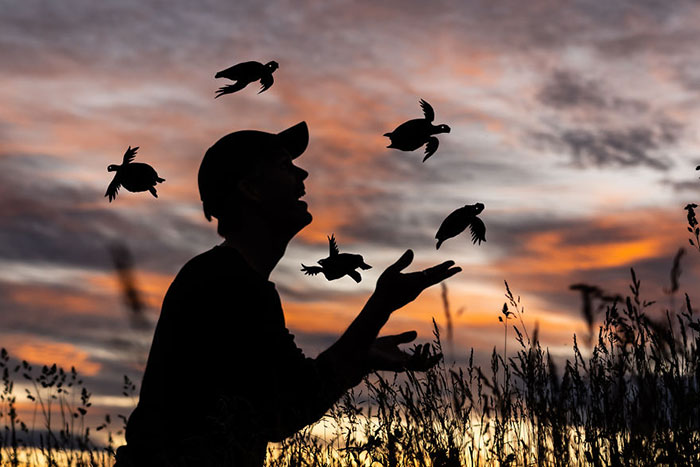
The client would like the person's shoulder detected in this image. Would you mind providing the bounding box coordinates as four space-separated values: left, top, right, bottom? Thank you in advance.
163 246 244 306
177 245 242 281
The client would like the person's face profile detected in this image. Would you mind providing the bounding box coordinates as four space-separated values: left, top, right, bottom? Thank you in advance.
242 146 312 233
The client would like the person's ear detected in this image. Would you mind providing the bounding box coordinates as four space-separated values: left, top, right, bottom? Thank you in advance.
237 178 263 202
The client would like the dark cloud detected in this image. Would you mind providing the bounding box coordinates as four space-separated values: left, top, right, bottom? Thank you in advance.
537 70 648 113
532 66 686 171
487 215 640 249
533 122 680 171
538 71 608 110
1 0 691 87
659 177 700 193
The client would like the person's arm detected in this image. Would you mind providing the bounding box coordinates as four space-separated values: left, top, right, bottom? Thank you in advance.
258 250 459 441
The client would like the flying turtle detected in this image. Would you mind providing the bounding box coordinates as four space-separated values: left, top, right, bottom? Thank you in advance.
214 60 279 98
384 99 451 162
105 146 165 202
435 203 486 250
301 234 372 283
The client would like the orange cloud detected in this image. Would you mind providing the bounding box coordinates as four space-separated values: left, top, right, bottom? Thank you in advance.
284 298 365 335
6 269 174 319
9 286 103 316
89 269 173 311
493 209 681 277
509 231 664 275
298 205 360 244
3 335 101 376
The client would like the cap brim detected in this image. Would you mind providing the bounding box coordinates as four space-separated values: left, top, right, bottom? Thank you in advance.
277 121 308 159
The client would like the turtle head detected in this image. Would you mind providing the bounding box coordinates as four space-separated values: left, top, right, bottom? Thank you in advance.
266 61 279 72
107 164 120 172
473 202 485 214
435 124 451 134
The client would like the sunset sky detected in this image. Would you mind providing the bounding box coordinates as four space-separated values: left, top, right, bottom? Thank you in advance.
2 0 700 425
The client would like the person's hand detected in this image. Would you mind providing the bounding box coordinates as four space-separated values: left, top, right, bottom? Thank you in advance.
370 249 461 314
367 331 442 372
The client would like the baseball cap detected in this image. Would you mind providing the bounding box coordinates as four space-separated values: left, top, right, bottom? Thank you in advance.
198 121 309 221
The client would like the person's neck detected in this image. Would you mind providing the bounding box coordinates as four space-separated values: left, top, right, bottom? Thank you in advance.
221 228 289 280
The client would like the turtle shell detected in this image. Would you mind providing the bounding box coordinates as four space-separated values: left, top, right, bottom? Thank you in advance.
121 163 162 193
387 119 431 151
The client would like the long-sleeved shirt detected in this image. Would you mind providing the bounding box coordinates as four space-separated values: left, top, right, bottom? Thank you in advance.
118 245 364 466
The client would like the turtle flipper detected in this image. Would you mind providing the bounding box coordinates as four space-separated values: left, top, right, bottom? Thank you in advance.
347 270 362 283
468 218 487 245
328 234 340 256
215 81 248 98
123 146 138 164
105 175 122 202
419 99 435 122
359 261 372 270
148 187 158 198
259 74 274 93
301 264 323 276
423 137 439 162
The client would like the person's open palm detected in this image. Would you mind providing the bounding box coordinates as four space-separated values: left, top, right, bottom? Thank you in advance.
368 331 442 372
371 249 461 314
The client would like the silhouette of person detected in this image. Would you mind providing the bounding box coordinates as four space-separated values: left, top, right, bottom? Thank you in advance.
114 121 461 466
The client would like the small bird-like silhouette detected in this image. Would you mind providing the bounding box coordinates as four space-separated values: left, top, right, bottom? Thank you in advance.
301 234 372 283
105 147 165 202
384 99 451 162
214 60 279 98
435 203 486 250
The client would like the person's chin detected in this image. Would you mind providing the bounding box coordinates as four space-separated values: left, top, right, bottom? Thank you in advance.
295 203 313 229
283 202 312 235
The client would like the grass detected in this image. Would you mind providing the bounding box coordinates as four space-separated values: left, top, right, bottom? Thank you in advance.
266 266 700 466
0 348 133 466
2 208 700 465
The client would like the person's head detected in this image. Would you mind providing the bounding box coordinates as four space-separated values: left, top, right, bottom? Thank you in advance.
198 121 311 238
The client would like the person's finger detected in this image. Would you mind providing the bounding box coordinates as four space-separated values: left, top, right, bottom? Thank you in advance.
386 330 417 345
407 347 442 371
385 249 414 274
422 260 456 275
420 261 459 280
427 352 443 368
424 266 461 287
